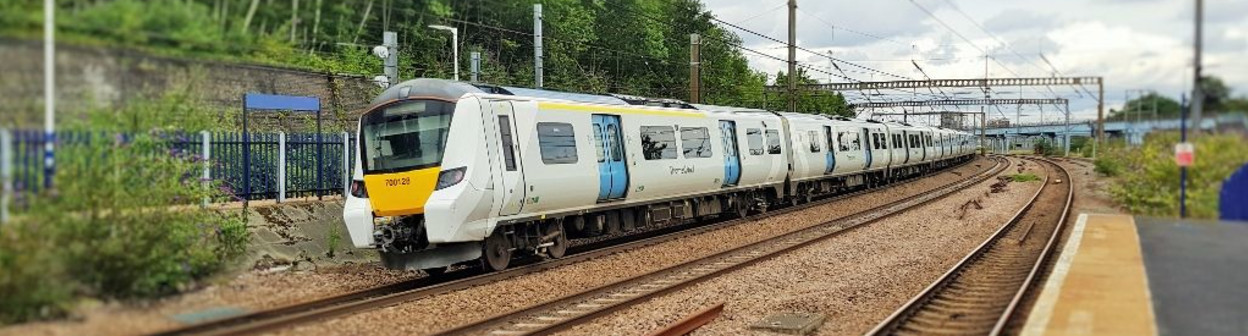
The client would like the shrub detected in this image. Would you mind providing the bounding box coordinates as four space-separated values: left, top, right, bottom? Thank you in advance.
1010 173 1042 182
1101 132 1248 218
0 132 250 323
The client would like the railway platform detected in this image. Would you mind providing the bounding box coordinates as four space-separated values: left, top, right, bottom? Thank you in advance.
1020 213 1248 336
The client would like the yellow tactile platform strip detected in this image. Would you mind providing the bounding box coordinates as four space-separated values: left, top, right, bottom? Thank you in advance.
1021 213 1157 336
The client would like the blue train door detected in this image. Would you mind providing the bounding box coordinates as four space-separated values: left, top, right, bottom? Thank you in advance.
862 128 873 169
719 121 741 187
593 115 628 201
823 126 836 174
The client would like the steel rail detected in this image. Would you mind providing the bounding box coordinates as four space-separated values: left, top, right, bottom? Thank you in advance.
147 157 988 336
643 303 724 336
431 157 1010 336
865 156 1073 336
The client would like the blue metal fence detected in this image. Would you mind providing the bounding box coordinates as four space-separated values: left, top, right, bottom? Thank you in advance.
5 129 357 202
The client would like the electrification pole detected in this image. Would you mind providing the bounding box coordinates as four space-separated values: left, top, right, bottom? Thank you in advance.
43 0 55 189
534 4 544 89
786 0 797 112
470 51 480 83
383 31 397 85
1191 0 1204 135
689 33 701 104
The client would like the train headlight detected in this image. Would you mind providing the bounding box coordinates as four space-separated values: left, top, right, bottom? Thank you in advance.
350 180 368 198
435 167 467 190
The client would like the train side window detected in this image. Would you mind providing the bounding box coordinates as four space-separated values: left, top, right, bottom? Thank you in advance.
746 128 764 155
498 116 517 171
808 130 821 153
765 129 782 154
837 132 860 152
680 127 713 158
593 125 606 163
537 122 578 164
640 126 678 160
607 124 623 162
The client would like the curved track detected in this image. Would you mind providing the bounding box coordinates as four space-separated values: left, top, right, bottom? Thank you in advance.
429 157 1011 336
866 157 1074 336
147 157 993 336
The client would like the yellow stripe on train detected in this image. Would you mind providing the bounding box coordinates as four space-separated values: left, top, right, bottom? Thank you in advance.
537 102 707 118
364 166 441 217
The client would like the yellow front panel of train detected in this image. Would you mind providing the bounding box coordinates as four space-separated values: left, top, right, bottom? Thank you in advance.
364 167 441 216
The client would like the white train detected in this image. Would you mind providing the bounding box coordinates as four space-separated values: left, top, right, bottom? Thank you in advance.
343 79 976 272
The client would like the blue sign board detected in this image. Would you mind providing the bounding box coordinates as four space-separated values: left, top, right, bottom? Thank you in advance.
243 93 321 111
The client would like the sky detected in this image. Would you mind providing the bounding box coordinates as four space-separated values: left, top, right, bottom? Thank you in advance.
703 0 1248 125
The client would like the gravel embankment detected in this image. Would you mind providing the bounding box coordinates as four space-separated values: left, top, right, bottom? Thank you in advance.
274 158 998 336
557 157 1045 336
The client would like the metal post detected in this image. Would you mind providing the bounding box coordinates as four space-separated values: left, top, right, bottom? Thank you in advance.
43 0 55 190
201 131 211 208
1096 79 1104 153
470 51 480 83
786 0 797 112
341 131 350 197
689 33 701 104
1191 0 1204 133
1180 94 1189 218
278 132 286 203
1 129 11 224
533 4 543 89
317 110 323 200
242 99 250 208
1064 100 1071 156
383 31 398 85
451 29 459 82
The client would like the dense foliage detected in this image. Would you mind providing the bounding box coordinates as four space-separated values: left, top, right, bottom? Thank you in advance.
1095 133 1248 219
1 0 851 115
0 93 250 324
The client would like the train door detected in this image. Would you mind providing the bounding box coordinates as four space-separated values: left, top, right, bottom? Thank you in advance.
719 120 742 187
862 128 873 170
592 114 628 201
823 126 836 173
493 101 526 216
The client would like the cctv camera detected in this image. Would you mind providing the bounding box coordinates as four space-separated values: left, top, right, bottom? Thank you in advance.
373 75 390 88
372 46 390 59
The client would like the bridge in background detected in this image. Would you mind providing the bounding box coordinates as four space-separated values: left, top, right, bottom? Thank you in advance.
977 114 1247 153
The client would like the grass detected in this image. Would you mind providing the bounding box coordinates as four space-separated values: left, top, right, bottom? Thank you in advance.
1009 173 1042 182
1094 133 1248 218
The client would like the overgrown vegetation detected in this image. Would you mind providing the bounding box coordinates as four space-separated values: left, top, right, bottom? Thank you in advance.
1095 132 1248 218
0 93 251 324
1009 173 1042 183
1 0 851 114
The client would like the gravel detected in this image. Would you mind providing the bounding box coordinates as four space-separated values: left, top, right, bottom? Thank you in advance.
273 157 998 336
556 157 1045 336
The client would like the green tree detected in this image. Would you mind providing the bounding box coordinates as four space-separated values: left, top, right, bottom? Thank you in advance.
1108 92 1181 121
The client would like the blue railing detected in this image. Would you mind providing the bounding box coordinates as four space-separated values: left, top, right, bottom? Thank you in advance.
3 129 357 202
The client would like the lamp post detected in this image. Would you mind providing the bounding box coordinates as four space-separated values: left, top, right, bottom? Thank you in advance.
428 25 459 81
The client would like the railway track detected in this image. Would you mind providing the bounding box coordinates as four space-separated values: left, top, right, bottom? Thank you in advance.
428 157 1011 336
866 157 1074 336
148 157 997 336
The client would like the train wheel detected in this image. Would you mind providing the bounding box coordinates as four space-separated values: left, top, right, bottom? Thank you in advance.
544 221 568 259
734 196 750 218
482 229 512 271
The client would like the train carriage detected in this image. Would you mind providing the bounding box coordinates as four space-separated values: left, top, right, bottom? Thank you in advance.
344 78 976 273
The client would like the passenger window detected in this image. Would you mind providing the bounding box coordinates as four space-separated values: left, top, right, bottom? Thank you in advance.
680 127 713 158
640 126 678 160
808 130 821 152
593 125 606 163
537 122 578 164
837 132 861 152
498 116 517 171
765 130 782 154
746 128 764 156
607 124 623 162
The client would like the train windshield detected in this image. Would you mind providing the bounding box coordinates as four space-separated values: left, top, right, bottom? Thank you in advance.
360 100 456 173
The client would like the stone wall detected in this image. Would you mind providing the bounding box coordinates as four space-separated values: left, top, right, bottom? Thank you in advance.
0 38 379 131
243 199 377 270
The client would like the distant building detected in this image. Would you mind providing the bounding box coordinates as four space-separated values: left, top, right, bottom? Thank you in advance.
940 114 965 129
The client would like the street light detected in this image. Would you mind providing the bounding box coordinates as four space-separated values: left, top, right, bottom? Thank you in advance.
428 24 459 81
